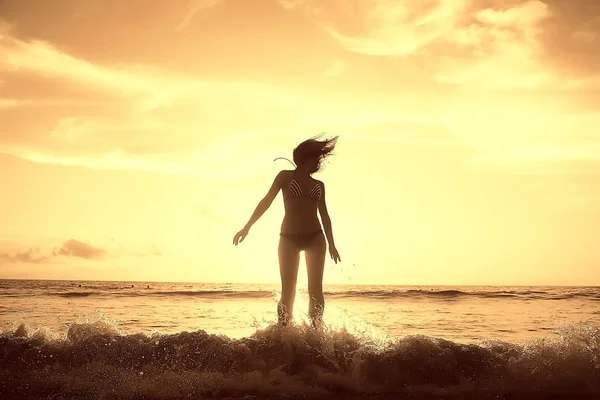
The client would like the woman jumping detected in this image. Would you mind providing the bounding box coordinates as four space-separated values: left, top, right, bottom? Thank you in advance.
233 134 341 327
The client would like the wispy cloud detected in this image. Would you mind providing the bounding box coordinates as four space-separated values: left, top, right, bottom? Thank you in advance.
175 0 224 31
468 144 600 173
0 98 18 108
0 24 463 177
278 0 304 10
1 1 599 180
1 32 152 94
0 27 310 174
288 0 470 56
286 0 599 91
433 1 554 89
1 98 107 109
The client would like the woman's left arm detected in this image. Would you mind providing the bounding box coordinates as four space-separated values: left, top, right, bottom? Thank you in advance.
318 182 341 263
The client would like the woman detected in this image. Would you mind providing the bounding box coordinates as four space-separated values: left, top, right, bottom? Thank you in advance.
233 134 341 327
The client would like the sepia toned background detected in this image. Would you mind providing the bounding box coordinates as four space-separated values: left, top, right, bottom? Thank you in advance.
1 0 599 286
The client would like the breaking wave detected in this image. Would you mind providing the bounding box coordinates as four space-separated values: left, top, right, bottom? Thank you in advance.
17 288 599 302
1 317 599 399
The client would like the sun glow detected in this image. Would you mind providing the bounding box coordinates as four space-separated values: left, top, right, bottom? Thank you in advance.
0 0 599 285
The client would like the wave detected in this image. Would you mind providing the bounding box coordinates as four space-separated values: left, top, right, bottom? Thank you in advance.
28 290 278 299
55 291 100 298
163 290 275 299
4 288 600 302
327 289 600 301
1 320 599 399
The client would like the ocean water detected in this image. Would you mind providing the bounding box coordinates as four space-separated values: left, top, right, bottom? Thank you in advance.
1 279 600 399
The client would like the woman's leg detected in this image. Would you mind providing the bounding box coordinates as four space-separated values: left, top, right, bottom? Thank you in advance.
305 233 327 327
278 236 300 325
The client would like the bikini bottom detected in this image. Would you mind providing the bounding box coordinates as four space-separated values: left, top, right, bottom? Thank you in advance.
279 230 323 251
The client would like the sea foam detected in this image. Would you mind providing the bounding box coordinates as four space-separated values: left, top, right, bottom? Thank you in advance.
1 313 599 399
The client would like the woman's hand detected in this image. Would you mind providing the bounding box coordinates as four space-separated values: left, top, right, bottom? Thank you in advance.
233 227 249 246
329 245 341 263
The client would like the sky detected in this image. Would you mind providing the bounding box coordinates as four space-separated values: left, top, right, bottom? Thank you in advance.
0 0 599 286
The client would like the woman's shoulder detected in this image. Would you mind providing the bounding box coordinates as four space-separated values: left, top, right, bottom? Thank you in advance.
276 170 294 182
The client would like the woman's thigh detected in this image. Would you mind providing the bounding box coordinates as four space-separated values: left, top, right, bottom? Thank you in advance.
278 237 300 292
305 234 326 293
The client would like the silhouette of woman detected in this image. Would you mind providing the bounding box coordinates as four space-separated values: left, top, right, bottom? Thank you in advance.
233 134 341 327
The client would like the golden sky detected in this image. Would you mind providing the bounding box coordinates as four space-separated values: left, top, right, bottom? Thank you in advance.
0 0 599 285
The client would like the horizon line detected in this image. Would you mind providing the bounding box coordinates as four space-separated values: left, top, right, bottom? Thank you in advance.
0 278 597 288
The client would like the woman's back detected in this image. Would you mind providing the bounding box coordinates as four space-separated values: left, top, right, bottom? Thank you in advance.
280 170 322 234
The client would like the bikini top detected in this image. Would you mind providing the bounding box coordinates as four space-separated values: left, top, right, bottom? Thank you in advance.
286 173 322 202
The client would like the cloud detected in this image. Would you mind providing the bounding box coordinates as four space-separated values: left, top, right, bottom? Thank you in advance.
312 0 471 57
0 25 464 177
0 238 109 264
432 1 555 89
340 117 464 148
278 0 304 10
439 95 600 170
537 1 600 79
1 34 152 94
1 2 599 182
0 27 320 175
53 239 107 260
175 0 223 31
0 238 167 264
285 0 599 91
0 248 51 264
562 76 600 90
505 158 600 212
475 1 549 27
0 20 10 37
0 98 18 108
468 143 600 173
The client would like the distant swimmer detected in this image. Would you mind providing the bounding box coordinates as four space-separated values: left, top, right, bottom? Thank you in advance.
234 134 341 328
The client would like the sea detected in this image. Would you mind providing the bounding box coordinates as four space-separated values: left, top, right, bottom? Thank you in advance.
1 279 599 399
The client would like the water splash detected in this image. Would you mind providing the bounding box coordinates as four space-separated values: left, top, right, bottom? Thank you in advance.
1 314 600 398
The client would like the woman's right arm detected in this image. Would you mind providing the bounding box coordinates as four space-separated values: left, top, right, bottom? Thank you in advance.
233 171 285 245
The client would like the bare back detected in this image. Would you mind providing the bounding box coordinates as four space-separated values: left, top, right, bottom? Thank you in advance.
280 170 323 234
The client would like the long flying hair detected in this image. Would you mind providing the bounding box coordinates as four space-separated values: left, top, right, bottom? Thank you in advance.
292 133 338 173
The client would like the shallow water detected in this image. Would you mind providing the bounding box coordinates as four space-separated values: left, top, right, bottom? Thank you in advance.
2 280 599 343
2 280 599 399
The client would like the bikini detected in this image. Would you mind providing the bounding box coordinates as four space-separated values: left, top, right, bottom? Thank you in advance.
280 172 324 250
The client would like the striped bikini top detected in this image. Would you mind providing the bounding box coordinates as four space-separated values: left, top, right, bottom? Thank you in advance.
286 173 321 201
